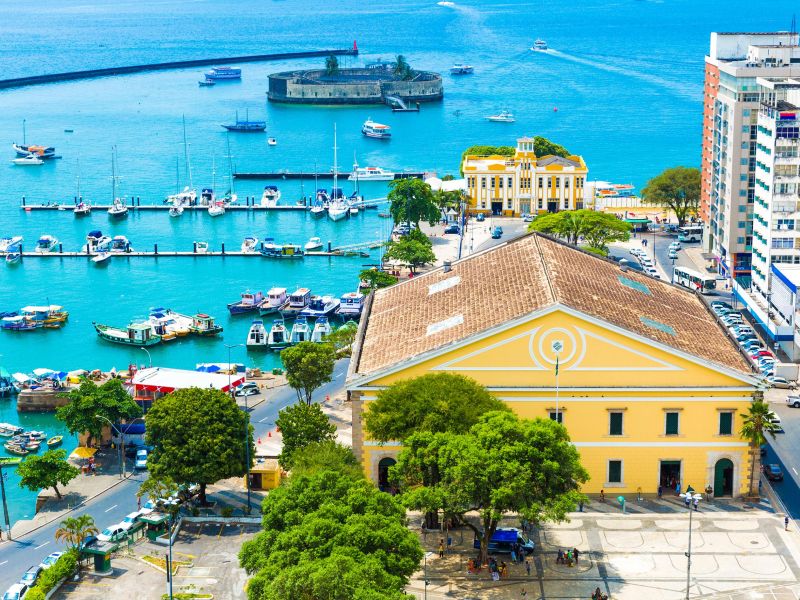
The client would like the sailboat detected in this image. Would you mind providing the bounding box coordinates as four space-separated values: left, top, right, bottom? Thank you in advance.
165 116 197 206
73 158 91 215
207 157 225 216
107 147 128 218
222 132 238 204
327 125 348 222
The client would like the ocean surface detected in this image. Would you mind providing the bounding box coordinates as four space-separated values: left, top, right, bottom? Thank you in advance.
0 0 797 523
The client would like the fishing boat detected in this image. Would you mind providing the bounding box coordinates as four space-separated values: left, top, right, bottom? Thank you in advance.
486 110 515 123
311 316 332 342
532 39 548 51
222 109 266 132
246 319 269 349
338 292 365 318
348 166 395 181
260 185 281 207
198 79 215 87
259 287 288 315
267 137 277 146
12 143 55 159
300 295 341 318
108 198 128 217
25 430 46 441
73 201 91 216
20 305 68 327
204 66 242 81
290 316 311 344
449 63 474 75
0 424 23 437
304 237 323 252
46 436 63 448
227 290 265 315
0 236 23 253
208 202 225 217
12 154 44 166
261 243 304 259
280 288 312 318
5 250 21 265
169 203 183 217
361 119 392 139
1 315 37 331
93 321 162 346
190 313 223 336
149 313 180 341
34 235 59 253
241 236 259 253
267 320 290 351
4 442 29 456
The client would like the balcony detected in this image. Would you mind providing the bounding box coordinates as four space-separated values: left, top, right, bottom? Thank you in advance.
772 201 800 214
775 154 800 165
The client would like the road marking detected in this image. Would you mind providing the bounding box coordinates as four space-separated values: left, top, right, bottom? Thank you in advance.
34 541 49 550
0 560 7 567
104 504 118 512
258 417 271 423
793 467 798 476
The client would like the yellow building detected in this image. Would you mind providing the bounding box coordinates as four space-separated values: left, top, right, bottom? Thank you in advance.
462 137 588 216
347 233 758 497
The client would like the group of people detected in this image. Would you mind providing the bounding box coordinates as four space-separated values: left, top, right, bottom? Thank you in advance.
592 587 609 600
556 547 580 567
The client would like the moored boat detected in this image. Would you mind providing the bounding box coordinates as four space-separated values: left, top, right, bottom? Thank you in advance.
227 290 265 315
194 241 209 254
327 200 348 221
12 154 44 166
338 292 365 318
361 119 392 139
0 236 23 253
246 319 269 349
259 287 288 315
91 252 111 265
348 166 396 181
241 236 259 253
290 316 311 344
267 320 290 351
280 288 312 318
190 313 223 336
5 250 21 265
0 423 24 437
311 316 332 342
260 243 304 258
208 202 225 217
304 237 323 252
222 109 266 132
169 203 184 217
46 436 63 448
260 185 281 207
73 201 91 216
34 235 59 253
1 315 38 331
93 321 162 346
4 442 29 456
20 305 68 327
310 204 326 218
300 295 341 318
12 143 55 159
108 198 128 217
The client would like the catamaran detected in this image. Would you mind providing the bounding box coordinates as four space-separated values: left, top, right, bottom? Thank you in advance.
348 166 395 181
361 119 391 139
204 66 242 81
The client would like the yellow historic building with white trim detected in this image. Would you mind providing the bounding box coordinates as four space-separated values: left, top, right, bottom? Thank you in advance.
347 233 758 497
462 137 589 216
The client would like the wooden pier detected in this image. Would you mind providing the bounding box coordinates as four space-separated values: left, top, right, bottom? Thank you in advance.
17 249 370 258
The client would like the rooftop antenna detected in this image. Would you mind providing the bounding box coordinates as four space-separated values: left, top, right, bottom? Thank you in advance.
792 14 797 44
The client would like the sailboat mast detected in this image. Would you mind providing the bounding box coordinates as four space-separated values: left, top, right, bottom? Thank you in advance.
175 157 180 193
22 119 26 146
333 124 338 194
76 158 81 200
182 115 194 190
226 133 235 196
111 146 117 201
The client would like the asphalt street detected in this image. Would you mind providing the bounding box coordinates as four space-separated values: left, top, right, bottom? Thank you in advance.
0 358 350 593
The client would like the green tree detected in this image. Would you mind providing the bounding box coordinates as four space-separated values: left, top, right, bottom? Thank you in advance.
56 379 142 447
393 54 413 80
290 440 362 479
393 411 588 564
384 230 437 273
323 321 359 357
275 402 336 469
54 514 98 549
359 268 398 291
434 189 464 211
145 388 253 505
740 399 781 499
641 166 701 226
388 178 440 226
280 341 336 404
529 209 630 254
136 474 180 506
17 449 80 500
324 54 339 76
533 136 570 158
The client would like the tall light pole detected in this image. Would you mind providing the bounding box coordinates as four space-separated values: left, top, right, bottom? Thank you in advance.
0 466 11 540
680 487 702 600
423 551 433 600
140 347 152 368
95 414 125 479
226 343 251 513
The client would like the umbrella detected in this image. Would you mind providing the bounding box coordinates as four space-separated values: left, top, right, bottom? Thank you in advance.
12 373 30 383
33 368 56 376
196 365 208 372
206 365 221 373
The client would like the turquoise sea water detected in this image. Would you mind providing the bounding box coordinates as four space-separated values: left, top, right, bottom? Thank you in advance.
0 0 797 523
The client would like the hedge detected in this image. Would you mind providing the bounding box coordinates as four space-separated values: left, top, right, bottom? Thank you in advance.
28 548 78 597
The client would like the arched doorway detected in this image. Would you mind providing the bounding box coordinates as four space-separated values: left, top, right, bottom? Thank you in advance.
714 458 734 497
378 457 397 493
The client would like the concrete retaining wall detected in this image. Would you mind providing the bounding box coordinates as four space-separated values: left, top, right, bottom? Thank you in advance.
17 389 69 412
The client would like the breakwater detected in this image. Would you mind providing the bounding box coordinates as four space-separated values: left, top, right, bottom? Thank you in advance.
0 48 358 90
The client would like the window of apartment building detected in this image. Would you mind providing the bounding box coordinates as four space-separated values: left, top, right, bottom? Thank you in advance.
743 109 751 116
737 221 746 229
491 178 496 189
740 158 748 166
772 238 794 250
508 177 513 188
548 410 563 424
507 199 513 209
718 411 734 436
607 460 623 484
565 178 570 188
538 177 543 189
777 219 795 230
498 177 503 189
665 411 680 435
481 178 486 189
608 412 623 436
548 178 552 188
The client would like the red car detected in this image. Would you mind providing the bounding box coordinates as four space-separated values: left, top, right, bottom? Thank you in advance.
753 351 774 359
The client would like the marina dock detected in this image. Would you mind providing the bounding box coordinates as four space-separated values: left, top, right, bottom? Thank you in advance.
17 249 371 258
233 171 428 180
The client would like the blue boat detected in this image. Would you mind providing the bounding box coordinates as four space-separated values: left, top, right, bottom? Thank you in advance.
204 66 242 81
222 110 265 133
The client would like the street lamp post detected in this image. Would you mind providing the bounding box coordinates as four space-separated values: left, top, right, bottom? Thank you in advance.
680 488 702 600
95 414 125 479
140 347 152 368
423 551 433 600
0 466 11 540
226 343 251 513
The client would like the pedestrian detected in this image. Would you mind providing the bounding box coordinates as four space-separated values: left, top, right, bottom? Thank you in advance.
600 489 605 502
693 497 699 511
579 500 584 512
137 496 141 510
657 485 663 499
556 549 564 564
511 548 517 564
685 494 691 508
573 547 580 564
438 539 445 558
525 559 531 576
567 549 574 567
786 516 791 531
500 562 508 579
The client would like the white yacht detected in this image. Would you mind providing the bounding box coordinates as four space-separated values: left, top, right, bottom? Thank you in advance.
260 287 288 315
241 236 259 253
0 236 23 253
361 119 392 139
486 110 515 123
168 202 184 217
348 166 395 181
246 319 269 349
449 63 474 75
327 200 348 221
108 198 128 217
304 237 323 252
299 295 341 318
311 316 332 343
532 39 548 51
337 292 365 318
35 235 58 253
73 201 91 216
267 320 290 351
12 154 43 166
290 317 311 344
165 187 196 206
208 202 225 217
260 185 281 207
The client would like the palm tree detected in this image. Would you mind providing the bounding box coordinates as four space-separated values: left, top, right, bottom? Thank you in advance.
55 514 98 549
393 55 412 80
324 54 339 77
740 399 780 499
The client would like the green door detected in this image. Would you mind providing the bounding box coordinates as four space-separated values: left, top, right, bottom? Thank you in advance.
714 459 734 497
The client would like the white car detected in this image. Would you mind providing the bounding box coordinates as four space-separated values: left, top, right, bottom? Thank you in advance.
2 583 28 600
38 552 64 570
139 499 157 515
119 511 142 532
787 395 800 407
135 449 148 470
669 241 681 250
97 525 127 543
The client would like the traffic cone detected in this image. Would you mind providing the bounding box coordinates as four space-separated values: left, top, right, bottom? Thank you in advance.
268 431 272 438
257 438 261 445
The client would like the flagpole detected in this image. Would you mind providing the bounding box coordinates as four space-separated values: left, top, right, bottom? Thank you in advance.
555 354 560 422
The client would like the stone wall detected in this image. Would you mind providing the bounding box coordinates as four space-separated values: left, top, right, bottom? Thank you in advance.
17 389 69 412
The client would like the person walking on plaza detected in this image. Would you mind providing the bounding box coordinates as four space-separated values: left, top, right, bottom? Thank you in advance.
525 559 531 576
438 539 445 558
693 497 699 511
557 549 564 564
657 485 663 499
573 547 580 564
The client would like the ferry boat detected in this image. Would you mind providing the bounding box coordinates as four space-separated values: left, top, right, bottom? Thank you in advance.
227 290 265 315
348 166 395 181
259 287 288 315
204 66 242 81
93 321 162 346
73 201 91 216
338 292 365 318
261 185 281 207
241 236 259 253
108 198 128 217
290 316 311 344
304 237 323 252
280 288 312 318
12 144 55 159
221 110 266 133
267 320 290 351
0 236 23 253
12 154 44 166
532 39 548 51
246 319 269 349
486 110 515 123
311 316 332 342
361 119 392 139
450 63 474 75
260 242 304 259
300 295 341 318
34 235 58 253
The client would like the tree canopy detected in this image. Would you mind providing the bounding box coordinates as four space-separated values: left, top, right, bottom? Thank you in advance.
323 321 359 357
275 402 336 470
145 388 253 505
56 379 143 447
280 341 337 404
17 449 80 500
528 209 631 254
393 55 413 81
384 228 436 273
359 268 398 291
364 373 509 442
324 54 339 76
290 440 363 479
388 178 440 226
533 136 570 158
740 398 781 498
55 514 98 549
641 166 700 226
393 411 588 564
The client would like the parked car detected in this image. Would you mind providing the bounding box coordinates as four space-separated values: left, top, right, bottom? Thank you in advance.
767 414 783 432
473 527 535 554
119 511 142 532
763 463 784 481
79 535 97 550
139 500 157 515
491 226 503 239
769 376 794 389
2 584 28 600
234 386 260 398
38 552 64 570
97 525 127 543
18 566 41 588
669 241 682 250
476 213 486 222
444 224 460 234
786 395 800 408
522 214 534 222
135 449 148 470
667 250 678 260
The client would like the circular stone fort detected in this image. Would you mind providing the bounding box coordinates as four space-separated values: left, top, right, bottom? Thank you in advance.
267 61 443 105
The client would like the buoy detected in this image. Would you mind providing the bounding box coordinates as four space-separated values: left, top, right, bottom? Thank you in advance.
553 107 558 112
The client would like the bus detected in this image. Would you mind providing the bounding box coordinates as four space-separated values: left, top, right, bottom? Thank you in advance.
677 225 703 243
672 266 717 294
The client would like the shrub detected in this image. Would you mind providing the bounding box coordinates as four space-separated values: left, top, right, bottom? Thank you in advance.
25 589 46 600
272 368 283 375
220 505 234 518
29 549 78 596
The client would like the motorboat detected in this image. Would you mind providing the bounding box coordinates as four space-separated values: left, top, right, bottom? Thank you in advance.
280 288 312 318
47 436 63 448
93 321 162 346
1 315 37 331
338 292 365 318
304 237 323 252
198 79 215 87
246 319 269 349
348 166 395 181
91 252 111 264
194 241 209 253
361 119 392 139
290 316 311 344
327 200 348 221
349 205 359 216
259 287 288 315
12 154 44 166
20 305 68 327
222 110 266 132
84 231 107 253
200 188 215 206
260 242 304 259
108 198 128 217
532 39 548 51
227 290 265 315
300 295 341 318
241 236 259 253
310 204 326 218
0 236 23 252
5 248 21 265
73 201 91 216
450 63 474 75
12 143 55 159
204 66 242 81
169 203 184 217
311 316 332 343
208 202 225 217
261 185 281 207
267 320 290 351
35 235 58 253
0 424 24 437
486 110 515 123
109 236 132 253
268 138 277 146
165 187 197 206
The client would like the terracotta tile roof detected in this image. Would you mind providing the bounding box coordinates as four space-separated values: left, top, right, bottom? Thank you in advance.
353 233 752 377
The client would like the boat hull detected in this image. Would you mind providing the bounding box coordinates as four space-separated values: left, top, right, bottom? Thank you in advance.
94 323 162 346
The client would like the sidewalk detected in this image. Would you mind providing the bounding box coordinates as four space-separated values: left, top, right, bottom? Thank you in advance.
418 220 494 266
613 238 669 280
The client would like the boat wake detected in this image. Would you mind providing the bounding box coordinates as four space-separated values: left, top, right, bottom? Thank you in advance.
541 49 700 102
436 1 456 6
